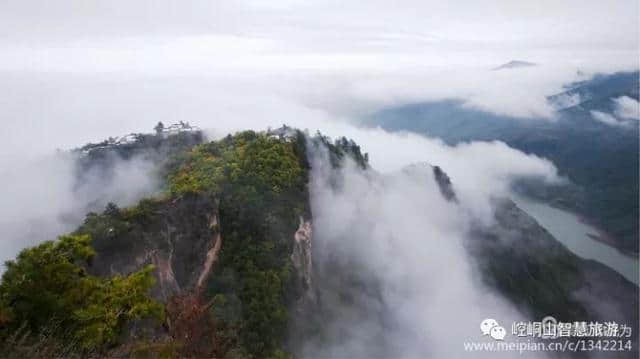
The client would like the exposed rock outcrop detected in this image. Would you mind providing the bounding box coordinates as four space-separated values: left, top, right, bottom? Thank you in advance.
432 165 457 201
87 194 218 299
196 212 222 295
291 216 314 300
151 251 181 302
164 209 222 357
84 194 224 356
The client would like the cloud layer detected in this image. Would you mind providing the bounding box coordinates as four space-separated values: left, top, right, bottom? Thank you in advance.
613 96 640 121
1 0 637 52
302 145 546 358
0 68 564 265
590 95 639 128
0 152 160 265
0 3 634 356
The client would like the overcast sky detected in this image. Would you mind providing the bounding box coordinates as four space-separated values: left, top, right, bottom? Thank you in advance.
0 0 637 161
0 3 635 353
1 0 638 48
0 0 638 71
0 0 635 285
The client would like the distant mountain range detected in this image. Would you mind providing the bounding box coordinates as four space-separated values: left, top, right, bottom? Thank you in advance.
366 71 640 254
492 60 537 70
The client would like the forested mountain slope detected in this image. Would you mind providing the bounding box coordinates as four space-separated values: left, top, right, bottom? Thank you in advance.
0 126 636 358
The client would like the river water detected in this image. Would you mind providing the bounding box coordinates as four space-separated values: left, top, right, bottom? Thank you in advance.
512 195 639 285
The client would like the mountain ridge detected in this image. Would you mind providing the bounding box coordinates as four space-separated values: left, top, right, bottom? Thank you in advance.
0 126 637 358
492 60 537 70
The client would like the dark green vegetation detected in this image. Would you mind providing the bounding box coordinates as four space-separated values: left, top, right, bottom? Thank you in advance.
164 129 366 357
178 130 310 357
0 121 635 358
0 234 163 357
0 124 369 358
81 128 312 358
368 71 639 254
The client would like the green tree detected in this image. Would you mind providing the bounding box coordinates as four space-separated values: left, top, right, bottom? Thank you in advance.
73 265 163 350
0 234 163 352
0 234 96 330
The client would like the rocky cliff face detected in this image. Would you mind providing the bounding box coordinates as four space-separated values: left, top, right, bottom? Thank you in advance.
76 194 224 355
72 129 315 357
291 217 314 302
432 165 457 201
83 194 218 301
